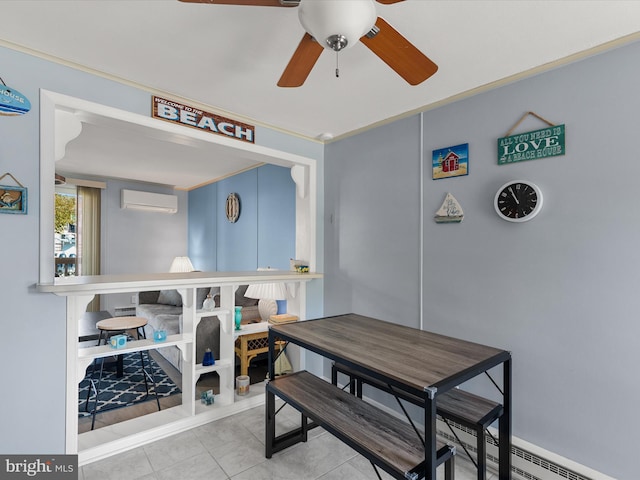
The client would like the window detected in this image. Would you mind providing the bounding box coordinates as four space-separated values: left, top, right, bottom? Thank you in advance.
54 186 77 277
54 183 102 311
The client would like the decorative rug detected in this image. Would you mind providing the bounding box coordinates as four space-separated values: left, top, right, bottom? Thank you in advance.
78 352 180 417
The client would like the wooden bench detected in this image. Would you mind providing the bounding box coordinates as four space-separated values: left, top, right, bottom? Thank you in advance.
332 362 503 480
266 370 456 480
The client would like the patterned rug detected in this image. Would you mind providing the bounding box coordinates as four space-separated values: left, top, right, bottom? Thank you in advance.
78 352 180 417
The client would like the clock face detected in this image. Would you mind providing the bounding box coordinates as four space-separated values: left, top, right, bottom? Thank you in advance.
494 181 543 222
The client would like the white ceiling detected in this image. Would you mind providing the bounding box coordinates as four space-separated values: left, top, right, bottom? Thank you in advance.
2 0 640 188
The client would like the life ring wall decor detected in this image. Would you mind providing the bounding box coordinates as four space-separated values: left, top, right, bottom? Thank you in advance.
226 193 240 223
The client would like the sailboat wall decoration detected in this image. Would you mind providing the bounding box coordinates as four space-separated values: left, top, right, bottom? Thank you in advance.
434 192 464 223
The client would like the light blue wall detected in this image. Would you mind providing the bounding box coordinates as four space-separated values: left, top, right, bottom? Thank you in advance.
216 169 259 271
257 165 296 271
0 44 323 455
325 39 640 479
255 127 325 326
0 46 157 455
99 179 188 311
188 164 295 272
325 116 422 324
102 179 188 276
188 182 218 271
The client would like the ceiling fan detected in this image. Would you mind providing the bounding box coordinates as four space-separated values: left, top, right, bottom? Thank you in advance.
178 0 438 87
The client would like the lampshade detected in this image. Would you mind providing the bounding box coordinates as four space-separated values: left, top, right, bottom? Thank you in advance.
298 0 377 52
244 283 287 301
245 282 288 321
169 256 194 273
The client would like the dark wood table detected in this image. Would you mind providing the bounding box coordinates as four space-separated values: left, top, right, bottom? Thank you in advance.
267 313 512 480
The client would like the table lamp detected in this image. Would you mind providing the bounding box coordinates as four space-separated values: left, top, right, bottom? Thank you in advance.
244 282 287 322
169 256 194 273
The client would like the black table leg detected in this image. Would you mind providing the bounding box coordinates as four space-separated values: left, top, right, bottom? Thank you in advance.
424 388 437 480
265 389 276 458
499 356 512 479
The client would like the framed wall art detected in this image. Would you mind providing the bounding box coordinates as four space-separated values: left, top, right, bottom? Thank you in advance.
497 111 565 165
0 173 27 214
432 143 469 180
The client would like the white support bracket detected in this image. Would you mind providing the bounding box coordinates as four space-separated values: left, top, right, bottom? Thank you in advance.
291 164 308 199
55 110 83 161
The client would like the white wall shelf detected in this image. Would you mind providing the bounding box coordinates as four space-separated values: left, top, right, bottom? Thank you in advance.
196 308 230 319
195 358 232 376
233 321 269 339
78 334 191 361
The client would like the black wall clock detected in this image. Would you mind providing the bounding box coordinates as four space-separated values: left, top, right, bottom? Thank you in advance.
494 180 543 222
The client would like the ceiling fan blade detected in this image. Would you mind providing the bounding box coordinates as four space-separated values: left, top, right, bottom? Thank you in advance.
376 0 405 4
360 17 438 86
278 33 324 87
178 0 296 6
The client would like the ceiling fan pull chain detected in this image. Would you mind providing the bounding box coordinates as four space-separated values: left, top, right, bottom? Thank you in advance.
335 52 340 78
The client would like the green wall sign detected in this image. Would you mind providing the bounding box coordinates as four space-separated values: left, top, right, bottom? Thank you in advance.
498 124 565 165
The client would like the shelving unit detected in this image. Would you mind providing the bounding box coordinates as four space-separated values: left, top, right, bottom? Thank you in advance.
37 270 321 464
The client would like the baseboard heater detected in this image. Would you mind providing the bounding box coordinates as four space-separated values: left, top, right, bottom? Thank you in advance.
329 377 614 480
436 419 612 480
121 189 177 214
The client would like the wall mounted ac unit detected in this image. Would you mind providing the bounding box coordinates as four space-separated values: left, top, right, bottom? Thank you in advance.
121 189 178 214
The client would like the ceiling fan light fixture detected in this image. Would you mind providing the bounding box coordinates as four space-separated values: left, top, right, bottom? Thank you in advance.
298 0 376 52
326 34 348 51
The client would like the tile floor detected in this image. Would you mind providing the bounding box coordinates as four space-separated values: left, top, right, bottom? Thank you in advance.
79 401 493 480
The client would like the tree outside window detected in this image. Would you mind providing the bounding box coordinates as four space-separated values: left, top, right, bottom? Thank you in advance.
55 192 77 276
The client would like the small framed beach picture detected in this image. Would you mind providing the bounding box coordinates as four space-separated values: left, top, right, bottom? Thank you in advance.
0 184 27 214
432 143 469 180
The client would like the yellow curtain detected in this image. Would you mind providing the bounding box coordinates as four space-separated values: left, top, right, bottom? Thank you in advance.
77 186 101 311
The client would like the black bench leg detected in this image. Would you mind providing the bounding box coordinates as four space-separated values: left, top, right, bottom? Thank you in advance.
301 413 309 442
445 453 455 480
